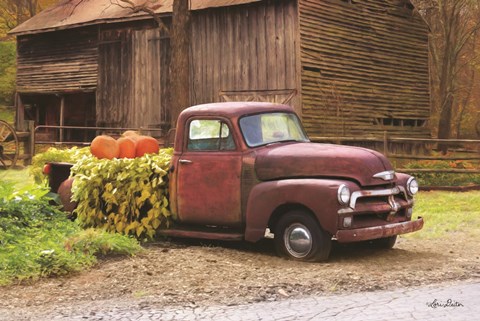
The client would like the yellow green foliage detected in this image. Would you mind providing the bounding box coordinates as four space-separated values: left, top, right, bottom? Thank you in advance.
29 146 92 185
70 149 173 239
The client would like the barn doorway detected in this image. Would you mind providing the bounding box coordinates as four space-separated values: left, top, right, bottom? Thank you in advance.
19 92 96 143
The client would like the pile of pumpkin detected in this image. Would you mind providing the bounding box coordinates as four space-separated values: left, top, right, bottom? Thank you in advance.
90 130 160 159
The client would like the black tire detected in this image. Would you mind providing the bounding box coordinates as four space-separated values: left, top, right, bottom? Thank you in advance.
370 235 397 249
274 210 332 262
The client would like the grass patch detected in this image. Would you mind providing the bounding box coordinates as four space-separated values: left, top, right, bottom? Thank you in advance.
406 191 480 239
0 168 33 189
0 105 14 123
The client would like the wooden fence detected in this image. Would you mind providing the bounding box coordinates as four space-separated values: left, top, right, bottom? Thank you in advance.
310 134 480 174
31 125 480 174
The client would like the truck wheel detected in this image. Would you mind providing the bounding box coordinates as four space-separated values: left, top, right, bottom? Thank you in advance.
370 235 397 249
274 211 332 262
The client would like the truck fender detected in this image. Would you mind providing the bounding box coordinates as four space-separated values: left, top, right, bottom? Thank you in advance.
244 179 348 242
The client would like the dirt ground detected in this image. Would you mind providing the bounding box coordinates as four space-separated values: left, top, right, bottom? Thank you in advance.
1 234 479 315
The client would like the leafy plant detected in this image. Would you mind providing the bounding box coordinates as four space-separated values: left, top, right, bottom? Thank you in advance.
404 160 480 186
71 149 173 239
65 228 141 257
0 179 140 286
29 146 91 185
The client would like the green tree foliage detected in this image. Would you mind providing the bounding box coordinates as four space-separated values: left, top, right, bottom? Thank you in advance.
0 41 15 105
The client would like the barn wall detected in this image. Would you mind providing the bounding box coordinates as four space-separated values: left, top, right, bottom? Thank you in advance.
97 28 133 127
16 27 98 93
190 0 300 111
131 28 171 133
299 0 430 138
96 22 170 132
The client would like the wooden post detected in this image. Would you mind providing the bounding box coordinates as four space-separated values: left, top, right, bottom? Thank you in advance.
16 93 25 131
25 120 35 165
59 95 65 142
383 131 388 156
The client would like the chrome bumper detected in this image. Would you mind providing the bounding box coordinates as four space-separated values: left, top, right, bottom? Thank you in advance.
335 217 424 243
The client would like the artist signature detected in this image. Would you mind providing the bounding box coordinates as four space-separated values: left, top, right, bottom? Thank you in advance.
426 299 464 309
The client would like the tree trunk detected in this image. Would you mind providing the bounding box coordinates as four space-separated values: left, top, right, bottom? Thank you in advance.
437 94 454 153
169 0 191 128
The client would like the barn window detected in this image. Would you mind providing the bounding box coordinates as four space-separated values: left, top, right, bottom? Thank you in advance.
374 118 426 127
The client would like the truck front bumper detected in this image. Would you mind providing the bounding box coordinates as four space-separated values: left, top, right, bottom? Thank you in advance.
334 217 424 243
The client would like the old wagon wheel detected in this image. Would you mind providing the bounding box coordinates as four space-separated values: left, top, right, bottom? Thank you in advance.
0 120 19 169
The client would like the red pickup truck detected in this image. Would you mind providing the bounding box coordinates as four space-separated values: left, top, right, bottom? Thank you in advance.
51 102 423 261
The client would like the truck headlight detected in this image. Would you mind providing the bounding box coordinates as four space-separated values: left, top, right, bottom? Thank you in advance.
337 184 351 206
407 177 419 196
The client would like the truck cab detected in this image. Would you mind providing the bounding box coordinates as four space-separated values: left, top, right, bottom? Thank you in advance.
164 102 423 261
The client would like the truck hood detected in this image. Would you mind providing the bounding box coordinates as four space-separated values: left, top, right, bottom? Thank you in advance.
255 143 394 187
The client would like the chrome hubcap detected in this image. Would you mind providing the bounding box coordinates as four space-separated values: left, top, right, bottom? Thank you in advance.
284 223 312 258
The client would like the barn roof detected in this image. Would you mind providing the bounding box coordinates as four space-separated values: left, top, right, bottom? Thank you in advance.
9 0 261 35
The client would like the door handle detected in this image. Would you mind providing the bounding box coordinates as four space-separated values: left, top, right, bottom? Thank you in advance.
179 159 193 164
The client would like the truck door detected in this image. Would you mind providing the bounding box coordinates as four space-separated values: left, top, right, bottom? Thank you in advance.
176 118 242 227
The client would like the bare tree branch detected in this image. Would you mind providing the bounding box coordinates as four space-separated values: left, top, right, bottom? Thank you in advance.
112 0 169 35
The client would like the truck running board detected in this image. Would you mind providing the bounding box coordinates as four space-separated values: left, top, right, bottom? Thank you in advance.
157 227 244 241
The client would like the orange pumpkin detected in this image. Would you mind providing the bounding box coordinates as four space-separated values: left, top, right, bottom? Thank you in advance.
90 135 120 159
135 136 160 157
122 130 140 141
117 137 136 158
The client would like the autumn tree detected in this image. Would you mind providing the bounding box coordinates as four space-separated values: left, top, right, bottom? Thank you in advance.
413 0 480 148
0 0 57 38
0 0 38 32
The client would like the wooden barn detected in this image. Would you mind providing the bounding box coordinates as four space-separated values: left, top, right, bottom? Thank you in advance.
9 0 430 143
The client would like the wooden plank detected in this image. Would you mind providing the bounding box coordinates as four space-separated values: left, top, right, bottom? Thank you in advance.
275 1 286 90
265 3 276 90
256 3 268 91
247 6 258 91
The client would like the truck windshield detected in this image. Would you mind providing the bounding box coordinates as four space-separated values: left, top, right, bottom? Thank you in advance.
239 112 309 147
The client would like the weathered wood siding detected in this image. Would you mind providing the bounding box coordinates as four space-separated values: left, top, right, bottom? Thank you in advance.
97 24 170 132
131 28 171 132
299 0 430 138
190 0 300 111
16 28 98 93
97 28 132 127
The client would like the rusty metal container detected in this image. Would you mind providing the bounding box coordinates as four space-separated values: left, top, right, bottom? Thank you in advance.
48 162 73 193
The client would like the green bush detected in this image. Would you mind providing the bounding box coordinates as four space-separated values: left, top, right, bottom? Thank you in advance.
71 149 173 239
404 160 480 186
30 146 174 238
29 146 92 185
0 179 140 285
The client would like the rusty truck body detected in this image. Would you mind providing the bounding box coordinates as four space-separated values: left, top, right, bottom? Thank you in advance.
51 102 424 261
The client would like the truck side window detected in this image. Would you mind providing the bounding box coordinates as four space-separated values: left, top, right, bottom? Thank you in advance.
187 119 236 151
